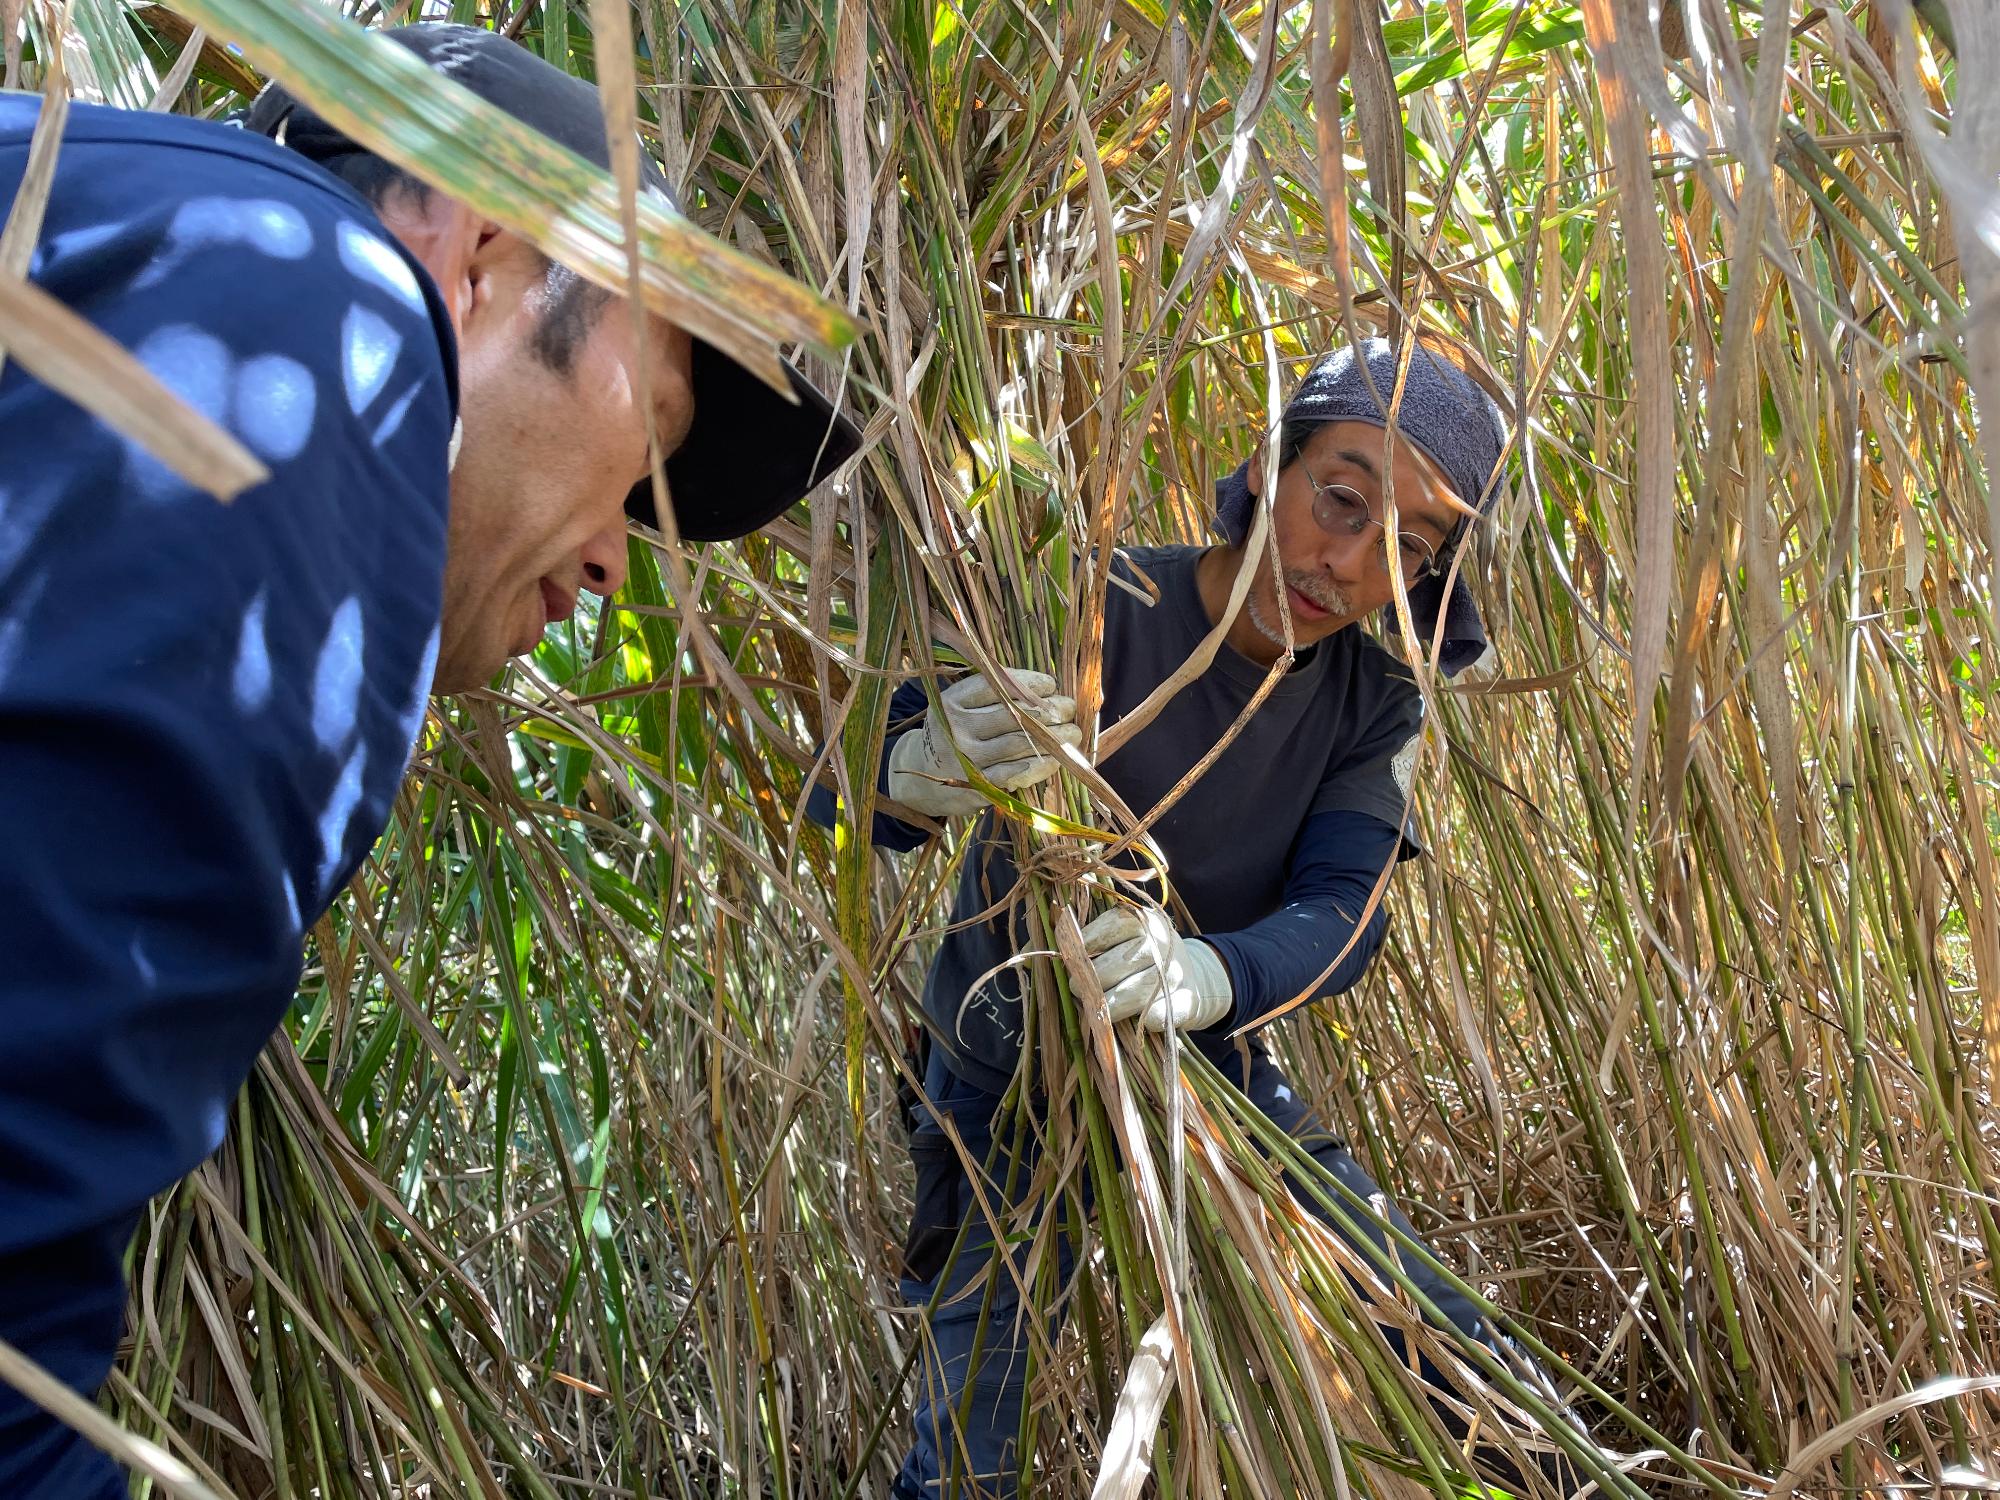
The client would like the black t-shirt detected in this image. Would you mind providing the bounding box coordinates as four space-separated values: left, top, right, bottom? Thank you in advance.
894 545 1423 1093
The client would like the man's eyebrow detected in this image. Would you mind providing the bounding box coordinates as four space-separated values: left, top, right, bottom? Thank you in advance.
1335 448 1379 478
1406 508 1453 542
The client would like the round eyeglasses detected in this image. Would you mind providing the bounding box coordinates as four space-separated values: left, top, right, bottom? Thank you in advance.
1300 458 1441 582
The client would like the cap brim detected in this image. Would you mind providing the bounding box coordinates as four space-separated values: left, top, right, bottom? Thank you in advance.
631 341 861 542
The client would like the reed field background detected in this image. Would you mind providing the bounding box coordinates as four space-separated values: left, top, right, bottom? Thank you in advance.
4 0 1998 1494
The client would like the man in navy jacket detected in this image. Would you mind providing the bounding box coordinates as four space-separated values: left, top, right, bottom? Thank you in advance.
0 24 857 1495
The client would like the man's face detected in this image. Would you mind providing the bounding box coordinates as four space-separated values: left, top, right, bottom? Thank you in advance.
1242 419 1468 653
433 238 694 693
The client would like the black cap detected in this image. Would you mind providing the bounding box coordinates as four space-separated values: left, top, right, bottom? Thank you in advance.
246 22 861 542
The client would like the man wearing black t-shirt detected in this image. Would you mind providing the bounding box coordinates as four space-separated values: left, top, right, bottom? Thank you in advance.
816 337 1524 1498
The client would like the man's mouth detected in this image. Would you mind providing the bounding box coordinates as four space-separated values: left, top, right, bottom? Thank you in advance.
1286 584 1330 621
538 577 577 629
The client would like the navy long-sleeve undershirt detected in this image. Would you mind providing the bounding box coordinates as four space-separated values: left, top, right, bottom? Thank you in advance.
1200 810 1395 1029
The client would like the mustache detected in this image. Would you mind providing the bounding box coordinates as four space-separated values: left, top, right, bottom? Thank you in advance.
1283 571 1352 616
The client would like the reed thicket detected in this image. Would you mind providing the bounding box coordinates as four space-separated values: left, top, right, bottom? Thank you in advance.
8 0 1996 1494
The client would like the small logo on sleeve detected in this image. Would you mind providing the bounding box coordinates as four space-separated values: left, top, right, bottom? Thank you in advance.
1390 732 1421 798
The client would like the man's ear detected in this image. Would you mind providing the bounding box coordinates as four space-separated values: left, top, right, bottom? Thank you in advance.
375 190 487 338
1246 443 1266 499
457 221 512 340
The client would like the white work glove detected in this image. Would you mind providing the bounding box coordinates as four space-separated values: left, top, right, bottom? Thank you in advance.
887 669 1082 818
1076 908 1234 1033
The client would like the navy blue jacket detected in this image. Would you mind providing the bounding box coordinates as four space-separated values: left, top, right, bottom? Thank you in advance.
0 94 456 1496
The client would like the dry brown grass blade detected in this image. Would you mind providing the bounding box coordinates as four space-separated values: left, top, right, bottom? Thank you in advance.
833 2 870 313
587 0 672 593
145 18 205 109
134 5 259 95
1312 0 1357 321
1889 0 2000 564
1657 16 1782 831
0 8 64 386
1764 1374 2000 1500
1060 909 1197 1383
1094 516 1276 763
1065 67 1127 699
1741 439 1801 886
1152 0 1283 317
1579 0 1676 834
1344 0 1404 336
1089 1311 1176 1500
0 25 61 285
1097 280 1295 767
1 0 21 91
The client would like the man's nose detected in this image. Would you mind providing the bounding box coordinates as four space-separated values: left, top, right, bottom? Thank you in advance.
1314 514 1378 582
579 516 630 598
